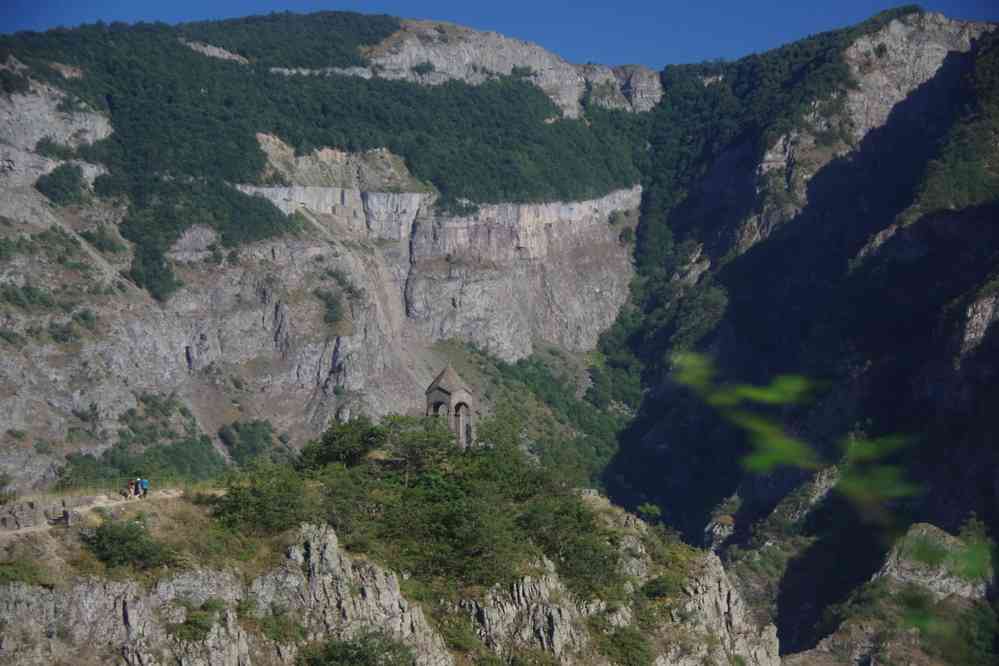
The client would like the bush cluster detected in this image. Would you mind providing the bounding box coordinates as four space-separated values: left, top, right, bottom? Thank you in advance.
294 414 624 599
35 164 84 206
84 518 175 569
219 419 280 465
298 631 413 666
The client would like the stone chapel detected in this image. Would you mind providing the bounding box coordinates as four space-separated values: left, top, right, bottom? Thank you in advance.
425 364 475 448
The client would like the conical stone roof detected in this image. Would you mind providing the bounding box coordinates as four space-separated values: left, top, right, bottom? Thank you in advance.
426 364 471 395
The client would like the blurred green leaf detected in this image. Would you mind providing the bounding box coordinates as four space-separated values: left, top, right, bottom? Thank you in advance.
729 411 820 472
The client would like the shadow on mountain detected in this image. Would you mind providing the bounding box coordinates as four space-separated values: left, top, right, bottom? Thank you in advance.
719 48 975 384
603 48 979 541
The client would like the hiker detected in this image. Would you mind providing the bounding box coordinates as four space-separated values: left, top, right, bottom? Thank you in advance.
139 476 150 499
124 479 136 500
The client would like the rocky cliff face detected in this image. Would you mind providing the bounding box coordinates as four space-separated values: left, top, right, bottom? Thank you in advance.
0 524 453 666
0 502 779 666
262 19 663 118
0 81 638 490
689 12 994 263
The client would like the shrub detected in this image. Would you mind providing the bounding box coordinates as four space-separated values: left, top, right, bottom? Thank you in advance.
84 519 175 570
35 164 84 206
517 494 622 600
298 631 414 666
169 598 224 642
260 606 305 643
72 308 97 330
47 320 80 344
0 282 56 309
35 137 76 160
0 558 54 588
905 534 949 568
219 419 278 465
0 471 15 505
324 268 364 300
124 243 181 301
212 461 311 534
641 574 684 600
299 416 385 469
590 620 654 666
314 289 344 325
80 225 126 254
0 69 29 95
57 394 226 488
411 61 435 76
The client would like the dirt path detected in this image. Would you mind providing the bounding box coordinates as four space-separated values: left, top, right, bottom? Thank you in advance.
0 488 186 540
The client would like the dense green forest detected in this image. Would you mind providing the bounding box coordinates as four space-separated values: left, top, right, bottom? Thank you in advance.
178 11 400 69
2 15 642 298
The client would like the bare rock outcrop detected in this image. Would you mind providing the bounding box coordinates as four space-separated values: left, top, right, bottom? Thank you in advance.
959 291 999 357
783 522 994 665
460 558 590 659
455 494 779 664
239 183 640 361
406 186 641 359
0 79 111 153
654 554 780 666
0 525 452 666
180 39 250 64
871 522 993 602
273 19 662 118
843 12 992 143
255 133 427 192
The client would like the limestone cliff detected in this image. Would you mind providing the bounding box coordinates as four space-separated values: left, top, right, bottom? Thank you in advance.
0 81 638 491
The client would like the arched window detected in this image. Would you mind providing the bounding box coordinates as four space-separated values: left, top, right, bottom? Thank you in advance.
454 402 470 447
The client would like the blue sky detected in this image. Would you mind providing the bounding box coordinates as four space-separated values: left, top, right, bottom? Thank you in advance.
2 1 997 67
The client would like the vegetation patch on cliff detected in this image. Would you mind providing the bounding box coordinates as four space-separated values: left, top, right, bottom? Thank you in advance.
58 393 226 488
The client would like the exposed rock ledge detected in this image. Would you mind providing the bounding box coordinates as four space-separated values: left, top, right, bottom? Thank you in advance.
270 19 663 118
238 183 642 360
0 521 780 666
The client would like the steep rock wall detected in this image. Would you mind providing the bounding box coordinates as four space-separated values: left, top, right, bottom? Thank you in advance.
406 186 641 359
